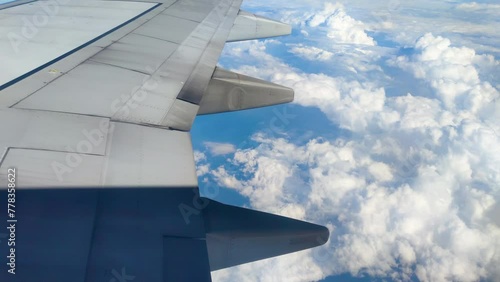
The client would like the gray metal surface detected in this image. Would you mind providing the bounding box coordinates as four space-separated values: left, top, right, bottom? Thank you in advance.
163 0 216 22
3 0 242 131
227 10 292 42
163 99 200 130
133 14 199 43
90 33 178 74
175 0 240 107
1 148 104 187
198 67 294 114
0 108 108 155
0 109 198 187
0 0 157 87
102 122 197 186
0 0 243 186
16 61 149 117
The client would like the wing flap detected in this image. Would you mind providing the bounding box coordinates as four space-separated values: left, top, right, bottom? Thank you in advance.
227 10 292 42
15 61 150 117
89 33 178 74
0 111 198 187
0 148 105 187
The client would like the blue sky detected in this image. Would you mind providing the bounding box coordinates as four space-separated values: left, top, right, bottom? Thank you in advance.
192 0 500 281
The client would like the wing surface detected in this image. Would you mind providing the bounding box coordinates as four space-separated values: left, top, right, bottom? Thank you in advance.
0 1 328 281
0 0 243 186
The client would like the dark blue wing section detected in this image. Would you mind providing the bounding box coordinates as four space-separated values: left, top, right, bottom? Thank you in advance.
0 187 327 282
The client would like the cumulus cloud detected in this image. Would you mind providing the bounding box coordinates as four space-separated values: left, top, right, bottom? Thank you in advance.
203 30 500 282
279 2 376 46
204 0 500 280
194 150 206 162
288 44 334 61
305 3 376 46
210 130 500 281
193 151 210 176
390 33 499 121
203 142 236 156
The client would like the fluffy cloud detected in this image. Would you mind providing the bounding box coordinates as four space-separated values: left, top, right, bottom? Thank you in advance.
203 29 500 281
201 0 500 280
207 125 500 280
456 2 500 14
209 131 500 281
275 72 392 133
203 142 236 156
288 44 334 61
193 151 210 176
304 3 376 46
391 33 499 115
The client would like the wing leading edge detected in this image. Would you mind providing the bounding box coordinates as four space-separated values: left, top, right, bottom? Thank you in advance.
0 0 329 281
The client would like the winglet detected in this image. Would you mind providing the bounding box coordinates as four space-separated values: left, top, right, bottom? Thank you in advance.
227 10 292 42
203 199 329 271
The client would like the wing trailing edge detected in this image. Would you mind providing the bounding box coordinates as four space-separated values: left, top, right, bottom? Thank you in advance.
227 10 292 42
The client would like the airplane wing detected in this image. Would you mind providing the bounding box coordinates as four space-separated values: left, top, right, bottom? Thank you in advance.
0 0 329 281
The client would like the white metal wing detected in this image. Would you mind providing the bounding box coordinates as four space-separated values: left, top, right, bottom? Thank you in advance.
0 0 294 187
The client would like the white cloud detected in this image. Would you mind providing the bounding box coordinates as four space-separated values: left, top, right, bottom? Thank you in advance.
456 2 500 14
277 72 391 133
203 142 236 156
288 44 334 61
194 150 206 162
305 3 376 46
193 151 210 176
390 33 499 115
210 129 500 281
196 164 210 177
207 30 500 281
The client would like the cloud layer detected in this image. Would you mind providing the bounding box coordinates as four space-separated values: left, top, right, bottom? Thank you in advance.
195 2 500 281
